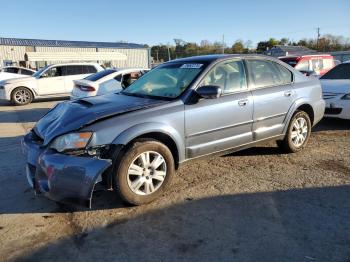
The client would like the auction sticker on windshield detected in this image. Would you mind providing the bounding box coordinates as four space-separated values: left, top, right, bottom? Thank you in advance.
180 64 203 69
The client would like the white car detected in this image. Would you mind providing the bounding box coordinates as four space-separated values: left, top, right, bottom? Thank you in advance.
320 61 350 119
71 68 149 99
0 63 104 105
0 66 36 81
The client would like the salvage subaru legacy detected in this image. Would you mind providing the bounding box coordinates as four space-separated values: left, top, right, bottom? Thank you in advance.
22 55 325 207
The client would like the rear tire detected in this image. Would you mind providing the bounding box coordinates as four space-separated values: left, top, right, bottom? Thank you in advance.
114 139 175 205
11 87 33 105
277 110 311 153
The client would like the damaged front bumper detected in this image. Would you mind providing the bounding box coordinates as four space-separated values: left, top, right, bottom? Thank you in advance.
22 131 112 208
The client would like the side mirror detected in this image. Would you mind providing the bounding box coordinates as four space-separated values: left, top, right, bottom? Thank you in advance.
196 85 222 99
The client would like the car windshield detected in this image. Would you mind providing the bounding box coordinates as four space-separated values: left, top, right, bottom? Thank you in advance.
121 62 206 99
32 66 49 77
84 69 117 81
321 63 350 79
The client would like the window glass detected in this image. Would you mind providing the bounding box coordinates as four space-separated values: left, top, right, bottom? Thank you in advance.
20 69 34 75
84 69 117 81
45 66 64 77
322 59 334 70
122 71 142 88
246 60 283 88
273 63 293 84
320 63 350 79
65 65 83 75
295 59 309 71
311 59 323 71
201 60 247 94
122 62 206 99
98 79 122 95
83 65 97 74
4 67 19 74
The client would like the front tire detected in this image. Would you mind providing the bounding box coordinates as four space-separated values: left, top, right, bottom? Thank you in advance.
115 139 175 205
277 110 311 153
11 87 33 105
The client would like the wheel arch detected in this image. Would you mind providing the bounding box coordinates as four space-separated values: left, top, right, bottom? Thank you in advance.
112 123 185 169
10 86 36 99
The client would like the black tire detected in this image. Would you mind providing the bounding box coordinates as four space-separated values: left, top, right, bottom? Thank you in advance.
277 110 311 153
114 139 175 205
11 87 33 105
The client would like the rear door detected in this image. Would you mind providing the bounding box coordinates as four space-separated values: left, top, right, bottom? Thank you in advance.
37 66 66 95
246 59 295 140
63 65 96 93
185 59 253 158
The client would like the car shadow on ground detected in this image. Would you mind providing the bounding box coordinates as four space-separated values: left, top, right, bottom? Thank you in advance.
313 117 349 132
0 108 53 123
18 185 350 262
0 97 68 107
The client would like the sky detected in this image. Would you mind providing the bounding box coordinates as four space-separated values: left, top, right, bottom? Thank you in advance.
1 0 350 47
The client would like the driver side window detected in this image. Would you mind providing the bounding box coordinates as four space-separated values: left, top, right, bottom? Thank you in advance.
44 66 64 77
201 60 247 94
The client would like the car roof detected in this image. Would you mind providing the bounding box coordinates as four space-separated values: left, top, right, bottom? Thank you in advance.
47 62 101 67
165 54 278 64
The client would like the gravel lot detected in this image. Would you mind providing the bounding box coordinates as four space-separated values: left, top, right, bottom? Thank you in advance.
0 98 349 262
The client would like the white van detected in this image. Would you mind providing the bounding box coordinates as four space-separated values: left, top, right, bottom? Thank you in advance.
0 63 104 105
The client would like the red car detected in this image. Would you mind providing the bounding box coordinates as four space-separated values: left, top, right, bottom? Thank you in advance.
279 54 335 76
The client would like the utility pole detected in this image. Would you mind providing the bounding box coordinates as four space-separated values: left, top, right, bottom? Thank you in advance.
167 46 171 61
222 34 225 54
316 27 320 50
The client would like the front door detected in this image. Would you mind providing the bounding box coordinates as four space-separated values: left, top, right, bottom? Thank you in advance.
245 59 296 140
185 59 253 159
37 66 66 95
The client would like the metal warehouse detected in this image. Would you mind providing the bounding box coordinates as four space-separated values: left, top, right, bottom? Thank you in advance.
0 37 150 69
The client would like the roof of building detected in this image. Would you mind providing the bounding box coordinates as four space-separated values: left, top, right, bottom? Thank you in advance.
0 37 147 49
272 45 316 53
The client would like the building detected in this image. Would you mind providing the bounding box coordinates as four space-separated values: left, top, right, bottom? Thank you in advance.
265 45 317 57
0 37 150 69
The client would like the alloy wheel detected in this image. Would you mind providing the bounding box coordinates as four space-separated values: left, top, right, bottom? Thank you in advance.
127 151 167 195
291 117 308 147
14 89 31 104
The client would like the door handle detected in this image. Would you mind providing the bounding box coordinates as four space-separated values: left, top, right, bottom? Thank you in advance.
238 99 248 106
284 91 292 97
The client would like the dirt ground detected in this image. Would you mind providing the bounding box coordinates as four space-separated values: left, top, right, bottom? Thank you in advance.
0 98 349 262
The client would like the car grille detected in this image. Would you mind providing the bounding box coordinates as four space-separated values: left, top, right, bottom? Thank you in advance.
325 107 342 115
323 92 343 100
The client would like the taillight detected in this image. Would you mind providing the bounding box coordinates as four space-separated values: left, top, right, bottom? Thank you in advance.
78 85 95 92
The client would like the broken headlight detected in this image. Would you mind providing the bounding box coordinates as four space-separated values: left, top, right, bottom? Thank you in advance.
50 132 93 153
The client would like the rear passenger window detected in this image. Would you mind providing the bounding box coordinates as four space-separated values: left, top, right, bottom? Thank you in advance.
20 69 34 75
65 65 84 75
83 65 97 74
273 63 293 84
247 60 289 88
201 60 247 94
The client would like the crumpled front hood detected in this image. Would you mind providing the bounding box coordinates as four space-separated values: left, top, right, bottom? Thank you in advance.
321 79 350 94
34 93 168 145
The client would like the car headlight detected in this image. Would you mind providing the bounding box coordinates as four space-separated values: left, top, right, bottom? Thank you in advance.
341 93 350 100
50 132 92 152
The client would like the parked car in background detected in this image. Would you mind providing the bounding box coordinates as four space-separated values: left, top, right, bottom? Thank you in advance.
0 66 36 81
0 63 104 105
71 68 149 99
279 54 335 77
22 54 325 208
320 61 350 119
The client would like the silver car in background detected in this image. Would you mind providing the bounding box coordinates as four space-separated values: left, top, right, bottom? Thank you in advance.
22 54 325 208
